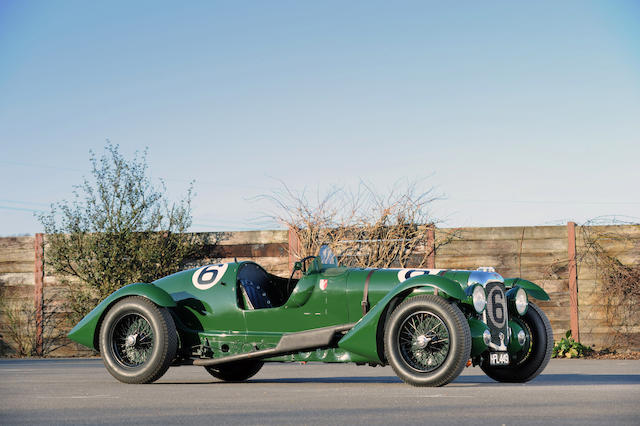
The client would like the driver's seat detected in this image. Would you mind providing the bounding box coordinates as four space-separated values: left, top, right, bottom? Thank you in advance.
237 263 276 309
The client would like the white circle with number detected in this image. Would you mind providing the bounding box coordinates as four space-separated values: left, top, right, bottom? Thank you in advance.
397 269 444 283
192 264 228 290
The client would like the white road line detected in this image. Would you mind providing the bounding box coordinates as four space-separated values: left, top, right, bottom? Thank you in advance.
414 394 473 398
35 395 119 399
0 369 37 372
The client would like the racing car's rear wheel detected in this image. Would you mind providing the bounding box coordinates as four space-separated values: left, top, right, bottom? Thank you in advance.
204 360 264 382
480 302 552 383
384 295 471 387
99 296 177 384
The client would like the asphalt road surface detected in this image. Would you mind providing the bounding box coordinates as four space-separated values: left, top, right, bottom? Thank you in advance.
1 358 639 425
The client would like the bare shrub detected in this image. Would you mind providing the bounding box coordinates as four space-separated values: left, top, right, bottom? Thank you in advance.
266 180 457 268
578 219 640 348
0 294 69 357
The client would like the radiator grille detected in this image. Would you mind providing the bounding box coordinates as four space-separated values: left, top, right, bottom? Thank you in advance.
484 282 509 350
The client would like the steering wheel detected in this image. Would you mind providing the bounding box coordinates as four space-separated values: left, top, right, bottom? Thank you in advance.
287 255 318 296
298 255 317 273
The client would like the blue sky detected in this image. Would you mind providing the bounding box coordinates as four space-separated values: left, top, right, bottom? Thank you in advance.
1 1 639 236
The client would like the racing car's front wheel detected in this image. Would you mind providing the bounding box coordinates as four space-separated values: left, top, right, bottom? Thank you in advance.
99 296 177 384
480 301 553 383
204 360 264 382
384 295 471 387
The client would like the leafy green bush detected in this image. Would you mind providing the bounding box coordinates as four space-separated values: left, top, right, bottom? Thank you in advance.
552 330 592 358
38 142 203 324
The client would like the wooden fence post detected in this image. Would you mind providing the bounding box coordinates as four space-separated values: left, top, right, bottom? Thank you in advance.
288 227 301 274
426 225 436 269
34 233 44 356
567 222 580 341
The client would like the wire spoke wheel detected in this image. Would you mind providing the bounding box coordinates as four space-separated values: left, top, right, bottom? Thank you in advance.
398 311 450 373
100 296 177 384
384 295 471 387
112 313 155 367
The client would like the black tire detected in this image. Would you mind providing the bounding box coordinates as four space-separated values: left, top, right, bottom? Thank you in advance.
384 295 471 387
205 360 264 382
480 302 553 383
99 296 177 384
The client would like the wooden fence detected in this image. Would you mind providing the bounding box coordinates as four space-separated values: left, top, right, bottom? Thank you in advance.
1 224 638 357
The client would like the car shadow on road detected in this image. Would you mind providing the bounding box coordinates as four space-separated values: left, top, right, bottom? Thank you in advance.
513 373 640 386
250 376 403 384
157 373 640 386
155 376 402 385
454 373 640 386
254 374 640 386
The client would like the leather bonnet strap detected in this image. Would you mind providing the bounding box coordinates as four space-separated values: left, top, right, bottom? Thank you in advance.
361 269 377 315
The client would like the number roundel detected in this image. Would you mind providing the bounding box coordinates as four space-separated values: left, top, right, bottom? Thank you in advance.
192 264 228 290
397 268 444 283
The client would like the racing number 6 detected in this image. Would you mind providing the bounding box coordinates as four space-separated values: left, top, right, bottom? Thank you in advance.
192 264 228 290
197 266 219 285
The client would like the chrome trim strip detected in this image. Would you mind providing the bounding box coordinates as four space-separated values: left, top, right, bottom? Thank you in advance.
468 270 504 287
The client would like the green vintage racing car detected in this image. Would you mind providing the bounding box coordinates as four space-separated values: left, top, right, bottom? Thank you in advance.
68 246 553 386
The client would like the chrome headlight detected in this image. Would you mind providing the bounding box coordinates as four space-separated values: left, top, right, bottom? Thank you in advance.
482 329 491 345
472 285 487 313
517 329 526 346
514 287 528 315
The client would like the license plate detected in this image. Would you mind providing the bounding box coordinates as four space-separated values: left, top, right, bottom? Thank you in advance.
489 352 510 366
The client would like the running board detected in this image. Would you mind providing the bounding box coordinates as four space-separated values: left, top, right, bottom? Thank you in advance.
192 323 355 367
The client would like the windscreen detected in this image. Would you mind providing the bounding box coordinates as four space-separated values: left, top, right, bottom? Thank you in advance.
318 245 338 266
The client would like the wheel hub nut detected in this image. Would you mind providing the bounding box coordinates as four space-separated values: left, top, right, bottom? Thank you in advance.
415 335 431 349
125 334 137 347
